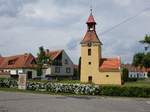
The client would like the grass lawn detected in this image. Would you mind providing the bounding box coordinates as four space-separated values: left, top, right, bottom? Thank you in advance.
0 88 76 96
124 80 150 87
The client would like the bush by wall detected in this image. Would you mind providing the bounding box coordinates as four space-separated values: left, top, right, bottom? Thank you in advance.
0 78 150 97
0 78 18 88
100 86 150 97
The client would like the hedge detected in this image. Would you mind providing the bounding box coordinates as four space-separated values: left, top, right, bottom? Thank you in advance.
0 78 149 97
0 78 18 88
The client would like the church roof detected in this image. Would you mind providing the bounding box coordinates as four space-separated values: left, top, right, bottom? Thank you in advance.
81 31 102 44
86 13 96 24
99 58 120 71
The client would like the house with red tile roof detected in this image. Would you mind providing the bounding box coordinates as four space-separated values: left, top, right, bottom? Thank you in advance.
80 11 121 85
122 64 150 79
42 49 74 80
0 53 37 79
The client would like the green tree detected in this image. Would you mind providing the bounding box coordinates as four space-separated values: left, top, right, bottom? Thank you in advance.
132 53 145 67
147 72 150 78
142 52 150 69
36 46 49 77
78 57 81 80
122 68 129 82
139 34 150 45
140 34 150 52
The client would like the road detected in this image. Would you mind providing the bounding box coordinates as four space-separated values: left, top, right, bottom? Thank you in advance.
0 91 150 112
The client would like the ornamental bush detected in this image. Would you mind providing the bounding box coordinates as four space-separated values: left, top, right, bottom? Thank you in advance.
0 78 18 88
27 82 100 95
100 86 150 97
0 78 150 97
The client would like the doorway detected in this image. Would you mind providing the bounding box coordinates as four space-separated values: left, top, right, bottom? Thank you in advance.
27 71 32 79
88 76 92 83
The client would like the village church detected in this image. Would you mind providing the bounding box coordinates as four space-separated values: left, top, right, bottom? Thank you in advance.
80 10 122 85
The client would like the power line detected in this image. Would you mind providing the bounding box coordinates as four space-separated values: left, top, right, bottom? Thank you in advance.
99 7 150 35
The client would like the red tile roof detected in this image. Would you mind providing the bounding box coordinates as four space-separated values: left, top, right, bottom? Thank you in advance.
73 64 78 69
99 58 120 71
87 13 96 24
81 31 102 44
0 53 36 69
122 64 150 72
46 50 63 60
0 57 4 65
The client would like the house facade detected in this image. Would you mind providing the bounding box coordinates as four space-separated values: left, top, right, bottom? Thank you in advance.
122 64 150 79
0 53 37 79
80 11 121 85
42 50 74 80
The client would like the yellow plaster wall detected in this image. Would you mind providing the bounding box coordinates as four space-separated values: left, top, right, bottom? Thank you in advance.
80 44 122 85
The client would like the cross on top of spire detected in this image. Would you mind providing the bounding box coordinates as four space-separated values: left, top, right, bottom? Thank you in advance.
86 11 96 24
86 0 96 24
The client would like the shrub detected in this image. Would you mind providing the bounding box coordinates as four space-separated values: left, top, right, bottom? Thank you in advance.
27 82 100 95
0 78 150 97
121 68 129 82
0 78 18 88
100 86 150 97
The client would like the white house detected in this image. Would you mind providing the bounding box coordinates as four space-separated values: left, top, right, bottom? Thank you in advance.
42 49 74 80
122 64 150 79
0 53 37 79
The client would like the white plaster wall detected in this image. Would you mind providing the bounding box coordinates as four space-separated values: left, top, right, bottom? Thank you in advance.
129 71 148 79
43 50 74 77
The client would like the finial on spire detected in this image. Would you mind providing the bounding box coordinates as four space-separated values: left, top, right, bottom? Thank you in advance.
90 0 93 14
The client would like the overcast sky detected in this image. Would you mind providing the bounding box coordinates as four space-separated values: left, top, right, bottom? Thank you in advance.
0 0 150 64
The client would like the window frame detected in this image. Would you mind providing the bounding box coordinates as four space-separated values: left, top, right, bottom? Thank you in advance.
55 67 60 73
66 67 71 73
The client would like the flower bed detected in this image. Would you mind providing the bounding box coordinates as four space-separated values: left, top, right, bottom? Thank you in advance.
0 78 150 97
27 82 100 95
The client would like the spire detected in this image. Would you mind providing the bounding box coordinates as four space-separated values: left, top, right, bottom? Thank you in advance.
86 13 96 24
87 0 96 24
80 1 102 45
86 8 96 31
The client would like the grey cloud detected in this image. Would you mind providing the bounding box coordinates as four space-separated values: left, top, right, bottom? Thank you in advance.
66 38 80 50
0 0 38 17
0 0 150 64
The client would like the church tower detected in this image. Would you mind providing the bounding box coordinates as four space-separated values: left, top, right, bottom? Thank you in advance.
80 11 102 83
80 9 121 85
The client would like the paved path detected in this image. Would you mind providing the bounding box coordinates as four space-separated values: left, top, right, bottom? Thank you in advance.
0 91 150 112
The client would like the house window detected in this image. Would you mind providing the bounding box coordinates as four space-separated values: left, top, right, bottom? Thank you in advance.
88 62 91 65
88 76 92 83
88 49 91 56
55 67 60 73
65 59 68 64
66 67 71 73
8 60 15 65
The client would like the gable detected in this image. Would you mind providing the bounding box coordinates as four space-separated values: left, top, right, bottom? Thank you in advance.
62 50 74 66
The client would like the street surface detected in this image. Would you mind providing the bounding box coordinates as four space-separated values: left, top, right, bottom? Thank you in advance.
0 91 150 112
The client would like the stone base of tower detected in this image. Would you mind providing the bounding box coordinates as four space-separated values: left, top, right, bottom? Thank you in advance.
80 71 122 85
